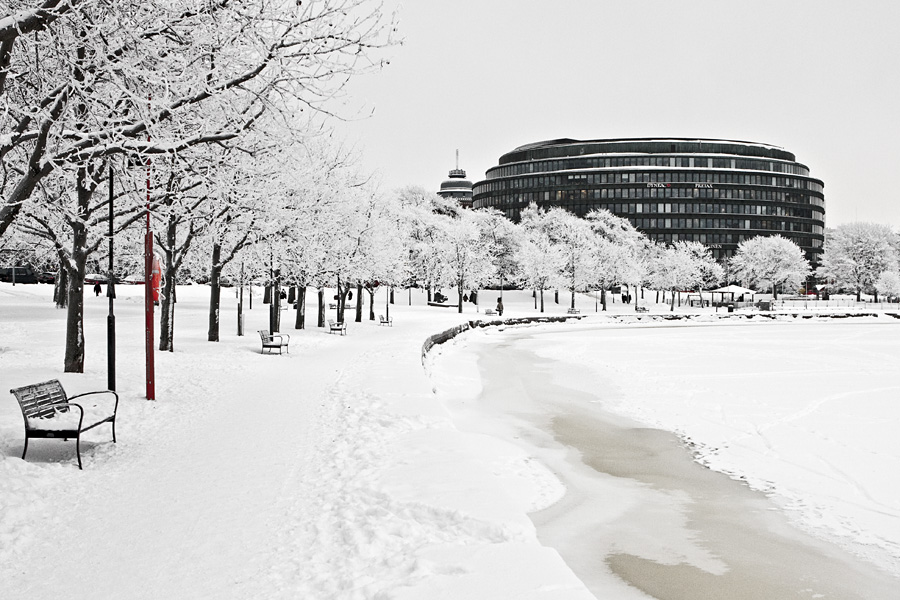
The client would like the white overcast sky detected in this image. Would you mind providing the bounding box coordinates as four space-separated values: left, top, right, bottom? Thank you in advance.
333 0 900 229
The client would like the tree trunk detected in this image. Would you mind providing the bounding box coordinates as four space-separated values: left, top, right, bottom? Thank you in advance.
336 275 343 322
54 265 68 308
159 217 178 352
554 289 559 304
368 287 376 320
295 286 306 329
570 289 576 309
355 282 363 322
207 242 222 342
263 283 271 304
64 165 93 373
670 288 676 311
458 284 463 314
270 269 281 332
272 269 281 333
317 287 325 327
390 287 394 304
601 288 607 311
287 286 296 305
63 258 87 373
540 289 545 312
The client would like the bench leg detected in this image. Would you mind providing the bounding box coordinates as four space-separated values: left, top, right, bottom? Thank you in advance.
75 433 83 470
112 418 117 444
21 435 28 460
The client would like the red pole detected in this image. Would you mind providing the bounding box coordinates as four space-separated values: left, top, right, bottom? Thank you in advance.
144 98 155 400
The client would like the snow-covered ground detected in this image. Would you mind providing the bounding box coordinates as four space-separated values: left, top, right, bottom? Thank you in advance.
2 282 899 598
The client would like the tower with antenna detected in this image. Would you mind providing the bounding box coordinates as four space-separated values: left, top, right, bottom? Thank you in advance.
437 149 474 208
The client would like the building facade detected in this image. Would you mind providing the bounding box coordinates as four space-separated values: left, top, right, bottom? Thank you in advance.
472 138 825 262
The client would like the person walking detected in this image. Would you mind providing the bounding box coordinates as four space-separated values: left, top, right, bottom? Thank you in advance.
93 282 102 297
496 297 504 317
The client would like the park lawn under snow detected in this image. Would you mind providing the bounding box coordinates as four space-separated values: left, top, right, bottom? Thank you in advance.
2 281 899 598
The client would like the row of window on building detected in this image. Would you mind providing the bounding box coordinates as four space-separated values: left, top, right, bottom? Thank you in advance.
478 172 824 193
642 232 821 251
600 201 818 219
476 192 826 214
486 156 811 180
626 217 820 234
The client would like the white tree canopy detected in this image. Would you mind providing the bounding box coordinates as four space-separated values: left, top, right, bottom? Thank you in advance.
729 235 810 298
816 222 899 300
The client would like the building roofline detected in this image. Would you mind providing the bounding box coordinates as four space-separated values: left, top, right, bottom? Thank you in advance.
501 137 795 164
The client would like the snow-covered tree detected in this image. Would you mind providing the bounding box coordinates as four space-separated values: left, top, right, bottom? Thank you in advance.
473 208 520 300
649 241 708 311
682 241 724 296
437 211 497 313
397 187 458 302
542 207 595 310
17 163 150 371
875 270 900 302
586 209 652 311
581 237 622 311
816 222 899 302
729 235 810 299
1 0 397 239
517 204 564 312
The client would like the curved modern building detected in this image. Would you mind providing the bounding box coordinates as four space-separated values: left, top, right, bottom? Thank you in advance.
472 138 825 262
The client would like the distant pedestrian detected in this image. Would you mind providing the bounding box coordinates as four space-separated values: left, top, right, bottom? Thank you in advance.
463 294 469 302
496 297 503 317
93 282 102 297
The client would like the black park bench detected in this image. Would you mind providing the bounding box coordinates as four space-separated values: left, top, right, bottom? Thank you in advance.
10 379 118 469
258 330 290 354
327 319 346 335
378 314 393 326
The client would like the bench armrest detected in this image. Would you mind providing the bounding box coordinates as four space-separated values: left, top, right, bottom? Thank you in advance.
68 389 119 417
271 333 290 343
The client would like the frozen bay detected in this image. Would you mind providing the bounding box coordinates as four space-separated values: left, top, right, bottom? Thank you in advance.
431 317 900 597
